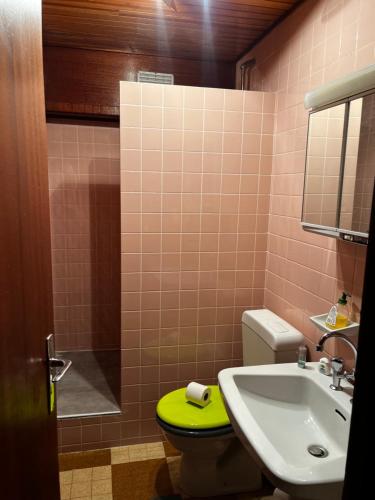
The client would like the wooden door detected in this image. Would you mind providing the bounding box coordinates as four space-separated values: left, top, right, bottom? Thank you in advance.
0 1 60 498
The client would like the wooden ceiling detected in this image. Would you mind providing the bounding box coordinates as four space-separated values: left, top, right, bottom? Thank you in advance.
42 0 301 63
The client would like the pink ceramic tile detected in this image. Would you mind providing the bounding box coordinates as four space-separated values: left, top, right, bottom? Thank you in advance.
244 92 263 112
184 86 204 109
164 108 183 129
224 90 244 111
163 151 183 172
142 106 163 128
121 127 141 149
205 88 225 110
184 131 203 152
184 109 204 130
204 110 224 132
120 81 141 105
223 133 242 154
224 111 243 133
142 83 163 106
142 129 162 150
163 130 183 151
121 105 142 127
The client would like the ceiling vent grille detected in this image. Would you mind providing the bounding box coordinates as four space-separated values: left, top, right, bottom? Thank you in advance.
137 71 174 85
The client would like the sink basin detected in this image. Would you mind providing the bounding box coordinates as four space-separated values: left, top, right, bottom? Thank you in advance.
218 363 352 500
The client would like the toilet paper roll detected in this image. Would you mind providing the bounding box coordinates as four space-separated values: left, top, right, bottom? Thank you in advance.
185 382 211 407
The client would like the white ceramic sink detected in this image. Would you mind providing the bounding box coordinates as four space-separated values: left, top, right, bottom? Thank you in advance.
218 363 353 500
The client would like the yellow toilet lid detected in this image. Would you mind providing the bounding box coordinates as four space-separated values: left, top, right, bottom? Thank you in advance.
156 385 230 430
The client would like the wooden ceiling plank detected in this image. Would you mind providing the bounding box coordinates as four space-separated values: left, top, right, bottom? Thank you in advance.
45 0 295 11
42 0 300 63
43 7 279 32
44 0 286 22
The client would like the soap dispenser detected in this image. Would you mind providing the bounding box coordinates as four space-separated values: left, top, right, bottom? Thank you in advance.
325 292 351 329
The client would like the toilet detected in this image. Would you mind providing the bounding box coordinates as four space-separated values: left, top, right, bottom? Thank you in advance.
156 309 304 497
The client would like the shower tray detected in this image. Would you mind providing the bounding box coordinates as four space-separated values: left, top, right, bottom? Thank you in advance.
56 350 121 419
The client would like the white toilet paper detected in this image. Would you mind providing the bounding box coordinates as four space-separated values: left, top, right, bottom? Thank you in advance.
185 382 211 407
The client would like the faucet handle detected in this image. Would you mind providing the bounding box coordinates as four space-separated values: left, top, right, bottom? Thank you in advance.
330 357 344 391
331 357 344 374
344 370 355 386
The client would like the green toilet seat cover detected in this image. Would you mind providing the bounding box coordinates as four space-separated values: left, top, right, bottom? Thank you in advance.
156 385 230 430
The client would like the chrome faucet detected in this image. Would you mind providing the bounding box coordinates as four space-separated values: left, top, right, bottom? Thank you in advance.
316 332 357 391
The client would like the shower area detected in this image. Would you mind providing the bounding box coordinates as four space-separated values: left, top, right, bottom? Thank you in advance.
47 122 121 419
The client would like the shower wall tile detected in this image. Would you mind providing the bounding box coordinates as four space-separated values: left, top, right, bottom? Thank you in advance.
120 82 275 443
236 0 369 360
47 123 121 352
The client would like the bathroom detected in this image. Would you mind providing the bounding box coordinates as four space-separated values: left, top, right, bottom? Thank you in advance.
0 0 372 499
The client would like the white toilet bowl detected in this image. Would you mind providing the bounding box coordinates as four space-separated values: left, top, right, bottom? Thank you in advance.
157 417 262 497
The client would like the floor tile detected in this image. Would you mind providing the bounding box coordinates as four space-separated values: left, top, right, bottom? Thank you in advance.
72 467 93 482
60 482 71 500
92 465 112 480
128 443 149 462
60 470 73 485
92 478 112 495
166 456 181 494
111 445 130 465
59 440 272 500
147 442 166 459
70 480 92 498
60 448 111 471
112 458 173 500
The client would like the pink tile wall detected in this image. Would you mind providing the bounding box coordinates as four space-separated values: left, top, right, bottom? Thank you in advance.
236 0 369 361
47 123 121 351
120 82 275 442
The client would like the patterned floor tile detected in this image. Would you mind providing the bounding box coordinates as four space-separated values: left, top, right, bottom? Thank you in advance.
111 445 130 465
112 458 173 500
59 448 111 471
59 440 272 500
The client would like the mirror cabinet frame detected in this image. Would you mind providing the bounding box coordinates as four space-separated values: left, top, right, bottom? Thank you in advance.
302 87 375 245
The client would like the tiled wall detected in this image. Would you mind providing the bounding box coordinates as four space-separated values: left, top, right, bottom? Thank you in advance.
236 0 370 360
119 82 275 441
47 123 121 351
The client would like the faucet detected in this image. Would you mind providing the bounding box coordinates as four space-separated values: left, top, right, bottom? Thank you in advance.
316 332 357 391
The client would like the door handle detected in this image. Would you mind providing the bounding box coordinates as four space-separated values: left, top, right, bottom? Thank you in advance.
46 334 72 413
49 357 72 383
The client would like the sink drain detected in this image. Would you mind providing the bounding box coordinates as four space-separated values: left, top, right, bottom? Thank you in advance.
307 445 329 458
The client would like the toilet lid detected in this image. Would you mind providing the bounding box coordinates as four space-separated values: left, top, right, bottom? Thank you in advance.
156 385 230 430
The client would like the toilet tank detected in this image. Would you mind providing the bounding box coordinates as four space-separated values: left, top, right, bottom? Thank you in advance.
242 309 304 366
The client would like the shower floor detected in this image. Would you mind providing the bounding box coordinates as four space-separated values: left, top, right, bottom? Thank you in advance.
56 350 121 419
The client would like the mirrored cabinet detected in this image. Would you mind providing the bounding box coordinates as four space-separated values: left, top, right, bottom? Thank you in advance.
340 94 375 236
302 66 375 245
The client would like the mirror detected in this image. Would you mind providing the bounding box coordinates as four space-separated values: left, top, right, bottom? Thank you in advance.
340 94 375 234
302 91 375 244
302 103 346 228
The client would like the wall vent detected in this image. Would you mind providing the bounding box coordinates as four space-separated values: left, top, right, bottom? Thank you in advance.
137 71 174 85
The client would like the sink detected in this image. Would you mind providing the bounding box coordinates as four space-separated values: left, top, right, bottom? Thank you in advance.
218 363 352 500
